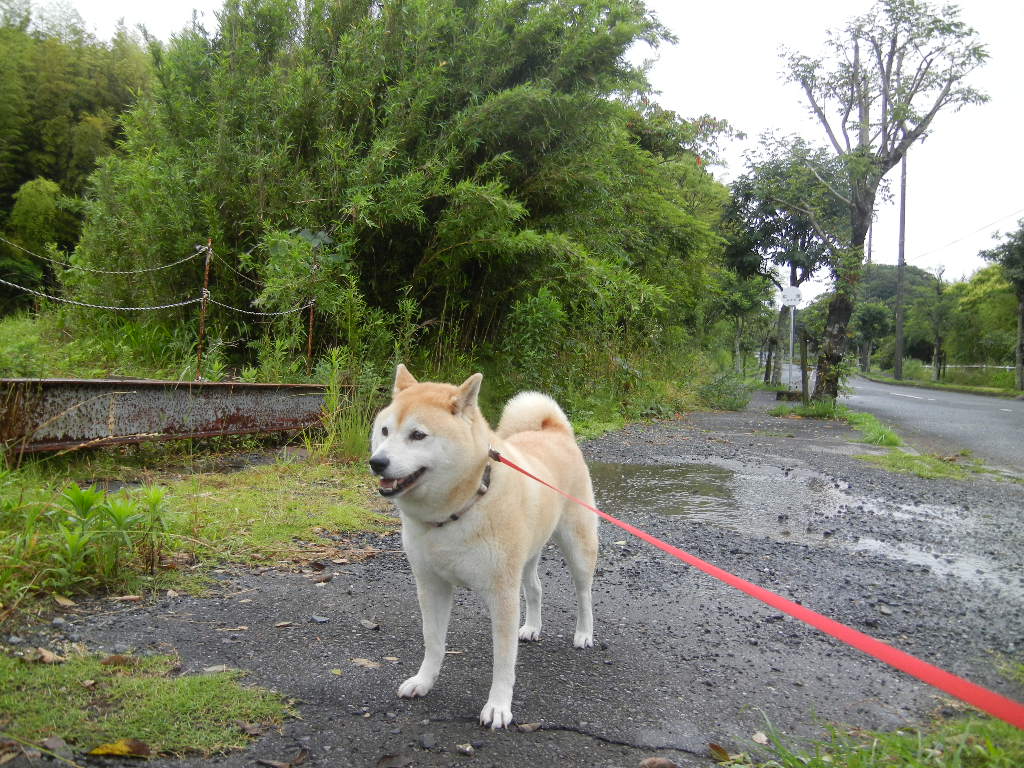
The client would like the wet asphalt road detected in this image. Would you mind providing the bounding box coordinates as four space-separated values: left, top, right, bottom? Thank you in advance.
843 377 1024 473
11 391 1024 767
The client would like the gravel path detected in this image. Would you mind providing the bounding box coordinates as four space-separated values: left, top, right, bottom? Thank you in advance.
9 390 1024 767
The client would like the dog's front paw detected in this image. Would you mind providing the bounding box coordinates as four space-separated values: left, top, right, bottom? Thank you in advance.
518 624 541 642
479 700 514 729
398 674 434 698
573 631 593 649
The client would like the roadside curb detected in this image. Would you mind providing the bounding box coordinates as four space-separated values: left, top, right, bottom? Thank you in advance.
856 373 1023 400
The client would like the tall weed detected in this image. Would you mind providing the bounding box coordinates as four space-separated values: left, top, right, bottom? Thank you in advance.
0 478 171 608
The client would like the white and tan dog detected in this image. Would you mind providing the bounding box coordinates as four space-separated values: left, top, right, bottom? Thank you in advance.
369 364 599 728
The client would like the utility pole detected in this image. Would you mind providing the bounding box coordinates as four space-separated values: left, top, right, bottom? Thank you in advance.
893 153 908 380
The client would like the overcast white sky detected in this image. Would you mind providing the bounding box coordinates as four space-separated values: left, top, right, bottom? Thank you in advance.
68 0 1023 305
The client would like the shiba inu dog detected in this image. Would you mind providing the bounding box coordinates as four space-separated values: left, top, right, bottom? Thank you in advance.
369 364 599 728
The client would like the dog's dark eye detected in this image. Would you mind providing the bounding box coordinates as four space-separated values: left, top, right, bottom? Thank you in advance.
381 426 388 437
409 430 427 441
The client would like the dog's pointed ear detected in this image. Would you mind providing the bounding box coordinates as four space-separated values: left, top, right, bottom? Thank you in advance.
393 364 418 395
451 372 482 415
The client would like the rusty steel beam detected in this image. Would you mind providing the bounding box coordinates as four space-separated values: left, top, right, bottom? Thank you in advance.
1 378 327 453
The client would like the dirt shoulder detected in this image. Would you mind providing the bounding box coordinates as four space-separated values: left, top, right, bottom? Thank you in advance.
6 390 1023 767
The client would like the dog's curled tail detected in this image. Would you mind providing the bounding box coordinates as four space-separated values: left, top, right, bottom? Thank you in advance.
496 391 575 439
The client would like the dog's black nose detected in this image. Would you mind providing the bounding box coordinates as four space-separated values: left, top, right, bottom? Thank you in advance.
369 455 389 474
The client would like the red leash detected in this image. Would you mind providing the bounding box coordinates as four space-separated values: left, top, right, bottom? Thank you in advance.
488 448 1024 729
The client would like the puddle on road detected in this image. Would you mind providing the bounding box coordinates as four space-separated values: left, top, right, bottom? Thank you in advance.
588 461 1024 601
588 462 736 523
588 460 837 546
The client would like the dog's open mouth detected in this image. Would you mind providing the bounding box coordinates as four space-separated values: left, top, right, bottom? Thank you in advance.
378 467 427 497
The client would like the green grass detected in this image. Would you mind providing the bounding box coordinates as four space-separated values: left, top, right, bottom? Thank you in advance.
2 449 389 617
164 458 391 562
857 449 989 481
0 651 291 755
768 402 902 447
722 716 1024 768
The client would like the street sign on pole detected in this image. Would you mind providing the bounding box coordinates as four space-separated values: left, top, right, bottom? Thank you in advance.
779 287 801 388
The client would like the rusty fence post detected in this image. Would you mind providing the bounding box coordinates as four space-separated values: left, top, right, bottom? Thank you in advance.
306 299 315 375
195 240 212 381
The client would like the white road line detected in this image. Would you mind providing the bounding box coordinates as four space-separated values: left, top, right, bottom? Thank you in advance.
999 408 1013 412
892 393 924 399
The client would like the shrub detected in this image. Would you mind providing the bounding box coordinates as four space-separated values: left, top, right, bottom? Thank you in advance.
697 372 751 411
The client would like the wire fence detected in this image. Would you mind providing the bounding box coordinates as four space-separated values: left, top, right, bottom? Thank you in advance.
2 238 318 378
0 234 205 275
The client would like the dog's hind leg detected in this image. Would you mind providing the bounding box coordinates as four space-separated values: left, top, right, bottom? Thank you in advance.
554 509 598 649
518 553 543 642
398 570 453 699
480 586 520 729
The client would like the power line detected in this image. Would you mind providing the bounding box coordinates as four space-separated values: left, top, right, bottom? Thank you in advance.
907 206 1024 263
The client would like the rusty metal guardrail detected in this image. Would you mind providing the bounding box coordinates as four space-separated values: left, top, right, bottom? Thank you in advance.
1 378 327 453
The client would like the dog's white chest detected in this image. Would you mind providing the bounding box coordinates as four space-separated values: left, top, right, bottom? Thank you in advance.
402 523 487 589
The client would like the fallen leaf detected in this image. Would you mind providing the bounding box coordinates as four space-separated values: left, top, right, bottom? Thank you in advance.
166 589 179 598
329 668 343 676
517 722 542 733
236 721 263 736
202 664 231 674
308 573 333 584
215 626 249 632
708 743 731 763
0 753 17 766
639 759 679 768
331 558 349 565
444 650 464 655
274 621 293 628
239 598 253 603
89 738 151 757
81 679 97 689
359 619 380 630
40 737 68 752
53 594 76 608
100 654 140 667
752 731 769 745
28 647 64 664
351 658 380 669
256 748 309 768
106 595 143 602
383 656 399 663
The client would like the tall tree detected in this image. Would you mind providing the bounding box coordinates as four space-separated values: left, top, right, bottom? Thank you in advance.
783 0 988 399
980 220 1024 390
851 300 890 373
727 139 848 385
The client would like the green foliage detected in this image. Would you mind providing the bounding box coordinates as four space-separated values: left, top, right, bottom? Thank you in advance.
0 3 151 308
780 0 988 399
0 477 170 608
698 372 751 411
59 0 732 402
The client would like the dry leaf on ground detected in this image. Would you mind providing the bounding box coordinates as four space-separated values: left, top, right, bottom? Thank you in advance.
89 738 151 757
